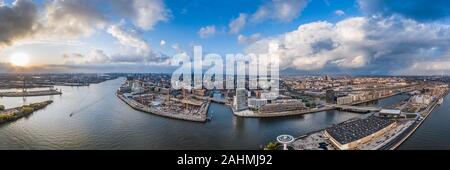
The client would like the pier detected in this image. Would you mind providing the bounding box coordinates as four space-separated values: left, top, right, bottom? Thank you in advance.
117 93 208 123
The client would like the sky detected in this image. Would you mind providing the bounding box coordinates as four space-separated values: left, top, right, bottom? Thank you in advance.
0 0 449 75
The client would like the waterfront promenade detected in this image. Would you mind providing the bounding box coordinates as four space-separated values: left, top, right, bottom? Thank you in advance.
383 91 449 150
117 93 208 122
233 106 334 118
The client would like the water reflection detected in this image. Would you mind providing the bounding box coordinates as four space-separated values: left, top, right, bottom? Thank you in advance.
0 78 418 150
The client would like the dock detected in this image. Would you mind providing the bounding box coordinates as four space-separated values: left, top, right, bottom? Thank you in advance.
117 93 208 123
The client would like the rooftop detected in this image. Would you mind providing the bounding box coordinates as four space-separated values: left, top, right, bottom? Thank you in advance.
325 117 395 145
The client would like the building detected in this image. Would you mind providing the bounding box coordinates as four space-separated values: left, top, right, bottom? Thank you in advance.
326 90 336 104
336 96 353 105
193 89 206 96
324 117 396 150
248 98 268 109
379 109 401 118
131 81 144 94
259 101 305 113
410 95 432 105
234 88 248 111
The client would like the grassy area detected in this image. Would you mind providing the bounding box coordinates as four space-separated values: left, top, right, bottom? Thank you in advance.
263 142 280 150
0 113 15 121
0 100 53 123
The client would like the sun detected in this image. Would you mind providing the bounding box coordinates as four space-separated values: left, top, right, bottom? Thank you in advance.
10 53 30 67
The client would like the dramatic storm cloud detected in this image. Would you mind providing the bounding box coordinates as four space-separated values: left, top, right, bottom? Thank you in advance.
0 0 170 48
245 16 450 74
0 0 38 47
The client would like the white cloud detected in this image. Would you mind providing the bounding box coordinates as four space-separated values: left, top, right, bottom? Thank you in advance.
160 40 166 46
250 0 309 23
335 10 345 16
237 33 261 44
228 0 308 34
198 25 216 38
41 0 107 39
132 0 170 30
246 16 450 73
107 23 150 56
229 13 247 34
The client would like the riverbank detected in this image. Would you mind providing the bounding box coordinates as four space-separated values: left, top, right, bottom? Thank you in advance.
0 89 62 97
385 91 449 150
116 93 208 122
0 100 53 124
232 92 411 118
289 90 448 150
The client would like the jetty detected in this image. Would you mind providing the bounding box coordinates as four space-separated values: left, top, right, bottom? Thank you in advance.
117 93 208 122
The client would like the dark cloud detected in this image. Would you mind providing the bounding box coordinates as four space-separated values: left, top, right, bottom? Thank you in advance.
0 0 38 47
358 0 450 21
246 16 450 75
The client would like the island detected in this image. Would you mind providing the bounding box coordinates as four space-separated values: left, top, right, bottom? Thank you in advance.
0 100 53 124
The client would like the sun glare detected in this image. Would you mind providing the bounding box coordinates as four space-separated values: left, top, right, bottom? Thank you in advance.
10 53 30 67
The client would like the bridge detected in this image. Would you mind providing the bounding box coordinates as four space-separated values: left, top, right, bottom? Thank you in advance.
333 105 382 113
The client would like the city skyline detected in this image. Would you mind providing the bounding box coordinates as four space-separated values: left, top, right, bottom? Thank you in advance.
0 0 449 75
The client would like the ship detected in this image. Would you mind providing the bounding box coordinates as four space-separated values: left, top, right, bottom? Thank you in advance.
438 98 444 105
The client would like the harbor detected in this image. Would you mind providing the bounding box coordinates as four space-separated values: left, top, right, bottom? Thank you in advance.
117 93 209 123
286 85 449 150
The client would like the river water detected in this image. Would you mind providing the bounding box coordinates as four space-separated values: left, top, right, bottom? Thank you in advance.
0 78 446 150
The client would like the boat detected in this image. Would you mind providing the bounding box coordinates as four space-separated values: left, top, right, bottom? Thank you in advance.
69 112 74 117
438 98 444 105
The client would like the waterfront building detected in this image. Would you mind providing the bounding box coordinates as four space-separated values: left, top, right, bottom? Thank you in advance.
326 90 336 104
336 96 353 105
248 98 268 109
324 117 396 150
131 81 144 94
259 101 305 113
234 88 248 111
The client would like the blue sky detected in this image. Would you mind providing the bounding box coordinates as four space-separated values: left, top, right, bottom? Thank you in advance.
0 0 449 75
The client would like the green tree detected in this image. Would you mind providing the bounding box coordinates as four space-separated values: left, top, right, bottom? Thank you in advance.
264 142 280 150
20 107 34 114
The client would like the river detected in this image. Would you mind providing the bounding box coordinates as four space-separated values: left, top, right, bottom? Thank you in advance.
0 78 445 150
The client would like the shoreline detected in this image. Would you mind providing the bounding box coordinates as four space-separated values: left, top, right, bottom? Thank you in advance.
116 93 208 123
0 100 53 124
232 92 411 118
0 90 62 97
386 91 449 150
288 91 448 150
232 106 335 118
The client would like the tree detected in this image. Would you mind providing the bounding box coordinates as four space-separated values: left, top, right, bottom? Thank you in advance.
20 107 34 114
264 142 280 150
